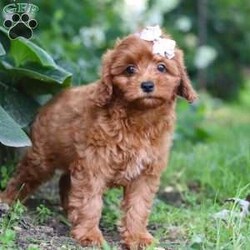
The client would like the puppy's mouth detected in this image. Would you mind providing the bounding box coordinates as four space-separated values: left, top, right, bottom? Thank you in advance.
133 95 165 109
140 93 164 101
141 95 159 99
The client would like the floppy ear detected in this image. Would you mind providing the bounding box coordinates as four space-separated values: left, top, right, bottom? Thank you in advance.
175 50 198 103
96 50 114 107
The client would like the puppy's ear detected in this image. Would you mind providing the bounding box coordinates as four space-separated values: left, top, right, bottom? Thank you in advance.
96 50 114 107
175 50 198 103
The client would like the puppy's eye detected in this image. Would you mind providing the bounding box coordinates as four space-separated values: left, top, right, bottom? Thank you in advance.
157 64 167 73
125 65 136 75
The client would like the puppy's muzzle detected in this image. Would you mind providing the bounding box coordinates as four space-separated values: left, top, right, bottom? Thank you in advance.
141 81 154 93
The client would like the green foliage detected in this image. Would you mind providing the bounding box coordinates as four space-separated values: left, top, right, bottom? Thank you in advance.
102 241 118 250
0 201 26 248
0 27 72 148
32 0 125 84
35 204 52 224
1 0 248 99
175 98 211 143
0 105 32 147
166 1 250 99
0 164 14 189
0 228 16 248
102 189 122 230
150 198 171 225
7 200 26 224
164 98 250 199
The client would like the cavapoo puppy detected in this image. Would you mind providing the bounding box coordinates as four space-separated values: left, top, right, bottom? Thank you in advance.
0 26 197 249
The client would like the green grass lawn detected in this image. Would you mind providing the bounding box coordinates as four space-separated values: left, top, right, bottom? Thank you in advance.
149 95 250 249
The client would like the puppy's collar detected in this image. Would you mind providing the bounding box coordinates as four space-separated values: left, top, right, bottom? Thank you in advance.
138 25 176 59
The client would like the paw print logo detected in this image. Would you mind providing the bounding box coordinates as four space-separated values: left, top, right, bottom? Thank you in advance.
3 13 38 40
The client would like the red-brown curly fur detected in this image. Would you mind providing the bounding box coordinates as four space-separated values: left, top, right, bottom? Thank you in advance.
0 30 197 249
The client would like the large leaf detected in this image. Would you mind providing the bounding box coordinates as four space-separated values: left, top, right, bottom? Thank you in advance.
0 62 71 94
10 38 57 67
6 64 71 94
0 27 10 53
0 57 12 70
0 27 72 91
0 84 39 127
0 27 55 67
0 105 31 147
10 64 72 85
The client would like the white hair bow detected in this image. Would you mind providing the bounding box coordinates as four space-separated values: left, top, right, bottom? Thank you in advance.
139 25 176 59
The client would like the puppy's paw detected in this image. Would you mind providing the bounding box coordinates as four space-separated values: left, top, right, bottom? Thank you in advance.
71 227 104 247
122 231 154 249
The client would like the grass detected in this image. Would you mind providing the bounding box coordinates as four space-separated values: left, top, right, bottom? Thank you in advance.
0 201 26 249
35 204 53 224
151 91 250 249
165 105 250 199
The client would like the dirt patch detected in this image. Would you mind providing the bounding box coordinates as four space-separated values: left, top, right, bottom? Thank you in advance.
0 202 123 250
0 175 191 249
0 173 127 249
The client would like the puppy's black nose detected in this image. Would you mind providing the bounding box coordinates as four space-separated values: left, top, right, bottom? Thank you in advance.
141 81 154 93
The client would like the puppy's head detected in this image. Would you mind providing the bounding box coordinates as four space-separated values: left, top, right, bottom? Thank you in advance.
97 27 197 108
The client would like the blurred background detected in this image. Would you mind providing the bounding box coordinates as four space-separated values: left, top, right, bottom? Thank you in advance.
2 0 250 98
14 0 250 98
1 0 249 148
0 0 250 191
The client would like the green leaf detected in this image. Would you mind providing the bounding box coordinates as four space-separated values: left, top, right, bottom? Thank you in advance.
7 64 71 94
0 58 12 70
0 85 39 127
0 27 72 92
13 64 72 85
0 41 6 56
0 105 31 147
1 63 71 94
10 37 57 67
0 27 11 53
0 27 9 36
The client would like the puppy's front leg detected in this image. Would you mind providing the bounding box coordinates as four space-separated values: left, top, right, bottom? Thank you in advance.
121 174 160 249
68 159 105 246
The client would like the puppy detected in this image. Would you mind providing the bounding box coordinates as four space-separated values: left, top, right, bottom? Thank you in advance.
0 26 197 249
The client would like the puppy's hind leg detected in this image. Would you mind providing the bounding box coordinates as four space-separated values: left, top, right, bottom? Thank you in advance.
0 147 55 204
